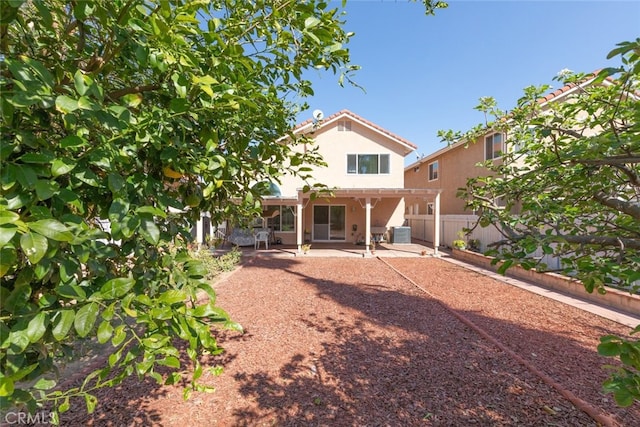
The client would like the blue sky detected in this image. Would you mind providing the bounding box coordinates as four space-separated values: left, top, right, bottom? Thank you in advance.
296 0 640 165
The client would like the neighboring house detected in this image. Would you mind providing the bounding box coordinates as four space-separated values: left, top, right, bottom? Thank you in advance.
200 110 441 254
403 74 609 250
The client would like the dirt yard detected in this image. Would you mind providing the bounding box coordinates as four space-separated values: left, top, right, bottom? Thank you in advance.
49 256 639 426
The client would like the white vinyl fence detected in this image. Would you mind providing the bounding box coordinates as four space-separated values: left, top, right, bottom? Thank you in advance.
405 214 561 270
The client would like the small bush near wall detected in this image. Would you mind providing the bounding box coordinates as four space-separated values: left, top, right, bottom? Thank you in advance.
190 247 242 280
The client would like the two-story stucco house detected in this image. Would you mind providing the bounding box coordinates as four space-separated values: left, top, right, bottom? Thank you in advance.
403 74 609 249
262 109 441 254
207 110 441 254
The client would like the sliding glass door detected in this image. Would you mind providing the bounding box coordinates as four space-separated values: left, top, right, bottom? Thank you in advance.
313 205 346 241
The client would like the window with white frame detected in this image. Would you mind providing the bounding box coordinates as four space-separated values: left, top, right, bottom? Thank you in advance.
338 120 352 131
265 206 295 232
485 132 504 160
347 154 390 174
428 160 439 181
427 202 434 215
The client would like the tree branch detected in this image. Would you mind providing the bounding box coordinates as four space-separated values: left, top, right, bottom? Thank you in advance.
562 234 640 249
107 84 160 100
593 191 640 220
570 155 640 186
612 164 640 187
544 124 584 140
77 20 85 53
574 155 640 166
489 232 640 250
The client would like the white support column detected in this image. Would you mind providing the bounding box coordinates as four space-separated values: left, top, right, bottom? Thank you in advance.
196 215 204 246
365 197 372 254
434 192 441 256
204 213 212 244
296 202 303 253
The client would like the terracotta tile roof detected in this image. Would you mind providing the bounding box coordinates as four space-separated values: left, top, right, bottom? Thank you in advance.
295 109 418 150
536 69 606 104
405 70 610 170
537 82 581 103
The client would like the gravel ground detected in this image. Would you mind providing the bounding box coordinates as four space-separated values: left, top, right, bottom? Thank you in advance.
48 256 639 426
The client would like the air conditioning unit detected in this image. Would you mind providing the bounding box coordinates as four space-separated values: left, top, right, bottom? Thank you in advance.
392 226 411 244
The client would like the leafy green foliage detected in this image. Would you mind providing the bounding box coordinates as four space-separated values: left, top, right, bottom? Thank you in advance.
598 327 640 407
190 246 242 280
1 0 445 418
441 39 640 406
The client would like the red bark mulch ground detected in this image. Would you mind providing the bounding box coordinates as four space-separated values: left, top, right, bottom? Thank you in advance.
50 256 639 426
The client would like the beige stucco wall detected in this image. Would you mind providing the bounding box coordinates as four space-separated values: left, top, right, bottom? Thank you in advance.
278 120 407 197
273 196 405 245
265 115 412 245
402 80 609 218
404 136 492 215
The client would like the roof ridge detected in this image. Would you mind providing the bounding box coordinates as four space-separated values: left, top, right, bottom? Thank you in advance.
294 109 417 150
537 69 604 104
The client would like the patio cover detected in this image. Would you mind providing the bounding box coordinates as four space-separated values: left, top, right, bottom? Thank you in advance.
278 188 442 255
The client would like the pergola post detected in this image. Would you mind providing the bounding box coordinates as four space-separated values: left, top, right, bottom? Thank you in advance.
195 214 204 247
296 201 303 253
365 197 372 254
434 191 441 256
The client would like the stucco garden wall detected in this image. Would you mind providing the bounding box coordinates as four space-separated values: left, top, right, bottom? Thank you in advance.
452 249 640 317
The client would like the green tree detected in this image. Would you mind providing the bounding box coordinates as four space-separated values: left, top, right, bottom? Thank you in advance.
442 40 640 406
0 0 446 418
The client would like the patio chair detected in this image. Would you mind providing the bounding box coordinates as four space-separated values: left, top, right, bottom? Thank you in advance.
254 230 270 250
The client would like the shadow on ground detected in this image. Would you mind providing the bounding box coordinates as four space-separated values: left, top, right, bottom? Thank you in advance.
49 257 638 426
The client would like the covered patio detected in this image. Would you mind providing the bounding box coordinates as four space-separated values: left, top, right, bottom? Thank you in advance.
216 238 438 258
199 188 442 256
291 188 441 256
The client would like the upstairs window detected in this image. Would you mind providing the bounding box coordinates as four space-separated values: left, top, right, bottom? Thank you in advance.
485 133 504 160
338 120 352 131
428 160 439 181
347 154 390 174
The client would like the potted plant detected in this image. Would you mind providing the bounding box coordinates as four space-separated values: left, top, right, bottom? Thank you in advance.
468 238 481 252
452 230 467 250
452 239 467 250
